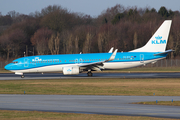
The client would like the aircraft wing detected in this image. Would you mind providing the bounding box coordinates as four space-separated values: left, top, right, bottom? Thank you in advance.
78 49 118 71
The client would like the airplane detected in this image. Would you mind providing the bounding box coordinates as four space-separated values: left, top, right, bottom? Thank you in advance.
5 20 173 78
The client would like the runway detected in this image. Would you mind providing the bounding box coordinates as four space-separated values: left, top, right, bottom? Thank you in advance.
1 72 180 80
0 94 180 118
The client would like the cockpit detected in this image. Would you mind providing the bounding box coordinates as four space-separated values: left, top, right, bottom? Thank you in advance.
12 61 18 64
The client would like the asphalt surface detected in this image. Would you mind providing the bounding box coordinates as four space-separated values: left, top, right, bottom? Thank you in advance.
1 72 180 119
0 95 180 119
1 72 180 80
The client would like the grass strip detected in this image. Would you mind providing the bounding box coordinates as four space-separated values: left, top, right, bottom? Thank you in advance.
0 110 175 120
133 101 180 106
0 68 12 73
0 78 180 96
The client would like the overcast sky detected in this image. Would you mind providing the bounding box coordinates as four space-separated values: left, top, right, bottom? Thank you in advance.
0 0 180 17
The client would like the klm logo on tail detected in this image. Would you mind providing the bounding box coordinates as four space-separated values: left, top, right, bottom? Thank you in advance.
152 35 166 44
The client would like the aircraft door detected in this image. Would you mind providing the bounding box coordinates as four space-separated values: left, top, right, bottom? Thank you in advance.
140 54 144 63
24 58 29 67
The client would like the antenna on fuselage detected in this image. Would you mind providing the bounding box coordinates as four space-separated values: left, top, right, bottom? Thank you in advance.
24 52 26 57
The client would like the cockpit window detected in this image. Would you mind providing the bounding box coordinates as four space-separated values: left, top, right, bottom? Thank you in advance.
12 61 18 64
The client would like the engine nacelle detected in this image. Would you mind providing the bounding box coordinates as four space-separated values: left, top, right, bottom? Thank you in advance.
63 66 80 75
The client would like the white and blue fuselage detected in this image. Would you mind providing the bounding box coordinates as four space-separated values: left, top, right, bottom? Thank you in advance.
5 52 166 73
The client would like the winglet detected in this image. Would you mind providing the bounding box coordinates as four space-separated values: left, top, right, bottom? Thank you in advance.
108 47 114 53
107 49 118 61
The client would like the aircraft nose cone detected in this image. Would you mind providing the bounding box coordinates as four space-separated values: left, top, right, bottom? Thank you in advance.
4 64 11 70
4 64 9 70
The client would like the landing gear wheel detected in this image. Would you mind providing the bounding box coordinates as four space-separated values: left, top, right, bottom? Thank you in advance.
87 72 93 77
21 75 25 78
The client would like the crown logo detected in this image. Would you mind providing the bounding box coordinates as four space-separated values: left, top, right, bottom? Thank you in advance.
67 69 72 72
155 35 162 40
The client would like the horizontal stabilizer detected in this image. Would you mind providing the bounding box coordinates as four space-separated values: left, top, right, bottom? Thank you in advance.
154 49 174 56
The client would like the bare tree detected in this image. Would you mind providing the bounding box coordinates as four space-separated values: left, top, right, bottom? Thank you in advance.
61 30 73 54
67 33 73 54
7 10 19 19
75 36 79 53
83 32 93 53
98 32 105 52
133 32 138 49
9 28 27 58
48 33 60 55
0 34 12 61
31 28 53 55
0 28 27 60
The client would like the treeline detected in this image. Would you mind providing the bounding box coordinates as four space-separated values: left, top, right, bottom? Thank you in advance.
0 4 180 61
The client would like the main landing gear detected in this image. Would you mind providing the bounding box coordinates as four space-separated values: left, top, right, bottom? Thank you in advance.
87 71 93 77
21 75 25 78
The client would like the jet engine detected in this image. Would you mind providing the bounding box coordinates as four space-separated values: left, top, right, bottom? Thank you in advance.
63 66 80 75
